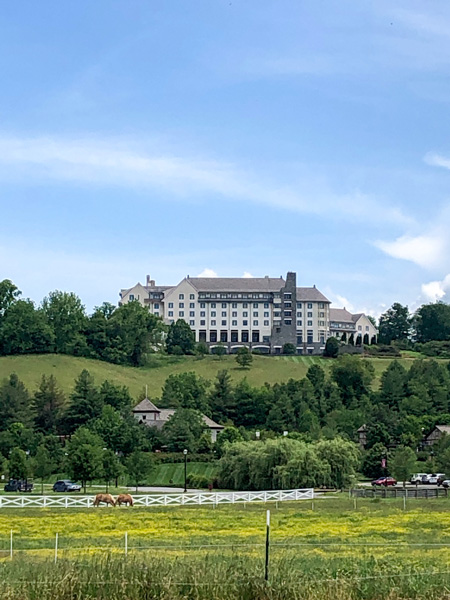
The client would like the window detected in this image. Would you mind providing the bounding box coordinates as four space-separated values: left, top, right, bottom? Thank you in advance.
210 331 217 342
129 294 134 301
222 303 227 308
179 302 184 308
253 303 258 308
253 311 258 317
211 320 216 326
190 294 195 300
190 303 195 308
232 311 237 317
154 312 159 317
168 311 173 317
222 311 227 317
242 331 249 343
284 293 292 299
168 302 173 308
284 301 292 308
200 311 206 317
320 333 325 344
264 320 269 326
253 320 259 326
220 331 228 342
358 325 362 331
274 312 280 318
200 302 205 308
232 302 237 309
211 311 216 317
319 303 324 309
264 303 269 308
319 312 324 318
297 312 302 317
307 330 313 344
297 302 302 308
307 312 312 317
252 331 260 342
284 311 292 317
222 320 227 326
307 303 312 309
179 294 184 299
211 303 216 308
199 331 206 342
264 311 269 317
231 331 238 342
232 320 237 326
263 335 270 343
319 320 325 326
297 334 303 344
189 320 195 326
366 325 369 331
154 303 159 309
243 311 248 317
243 320 248 326
190 311 195 317
179 311 184 317
297 320 302 326
284 319 292 325
243 302 248 308
307 320 312 326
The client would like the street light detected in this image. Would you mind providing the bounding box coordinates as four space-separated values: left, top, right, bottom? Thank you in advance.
183 449 188 493
255 431 261 440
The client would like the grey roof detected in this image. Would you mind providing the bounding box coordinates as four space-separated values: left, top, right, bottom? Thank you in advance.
435 425 450 434
351 313 364 322
186 277 285 293
133 398 161 413
330 308 355 323
297 287 330 303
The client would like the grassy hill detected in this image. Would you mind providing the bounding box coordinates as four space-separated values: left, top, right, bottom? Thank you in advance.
0 353 427 399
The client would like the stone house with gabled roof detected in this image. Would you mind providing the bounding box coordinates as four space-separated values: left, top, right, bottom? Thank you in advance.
132 397 224 442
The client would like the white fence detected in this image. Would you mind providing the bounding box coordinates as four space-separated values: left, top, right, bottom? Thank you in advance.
0 488 313 509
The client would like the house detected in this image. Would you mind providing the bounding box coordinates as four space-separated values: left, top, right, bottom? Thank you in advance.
329 308 378 345
423 425 450 446
357 424 368 449
132 397 224 442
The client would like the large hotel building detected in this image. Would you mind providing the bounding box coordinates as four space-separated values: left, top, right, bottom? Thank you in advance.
119 272 377 355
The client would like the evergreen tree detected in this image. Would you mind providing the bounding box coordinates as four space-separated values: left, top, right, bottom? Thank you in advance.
99 380 133 415
8 448 29 480
210 370 235 423
378 303 411 345
161 372 210 414
163 408 206 452
65 370 103 433
324 337 339 357
379 360 407 410
33 375 65 434
0 374 32 431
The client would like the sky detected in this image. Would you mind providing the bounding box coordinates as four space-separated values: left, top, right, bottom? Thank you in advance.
2 0 450 316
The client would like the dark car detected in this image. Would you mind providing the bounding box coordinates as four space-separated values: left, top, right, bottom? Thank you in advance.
52 480 82 493
4 479 33 492
372 477 397 487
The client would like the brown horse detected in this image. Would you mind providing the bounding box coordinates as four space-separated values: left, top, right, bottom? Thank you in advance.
116 493 134 507
93 493 116 507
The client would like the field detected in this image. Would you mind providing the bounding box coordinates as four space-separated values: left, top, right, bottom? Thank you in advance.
2 497 450 598
0 353 424 398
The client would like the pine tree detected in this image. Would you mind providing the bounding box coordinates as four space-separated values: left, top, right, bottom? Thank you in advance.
33 375 65 434
0 374 32 431
65 370 103 433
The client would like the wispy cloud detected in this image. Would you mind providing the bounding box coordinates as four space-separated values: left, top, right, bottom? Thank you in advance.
421 275 450 302
197 268 218 278
0 134 412 228
375 233 446 269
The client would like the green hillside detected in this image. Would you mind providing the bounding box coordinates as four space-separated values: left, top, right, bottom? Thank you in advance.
0 353 423 399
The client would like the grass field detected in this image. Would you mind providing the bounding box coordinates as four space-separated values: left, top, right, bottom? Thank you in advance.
2 497 450 598
0 353 426 398
149 461 217 487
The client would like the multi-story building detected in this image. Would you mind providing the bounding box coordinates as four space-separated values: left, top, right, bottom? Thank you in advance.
329 308 378 344
120 271 331 355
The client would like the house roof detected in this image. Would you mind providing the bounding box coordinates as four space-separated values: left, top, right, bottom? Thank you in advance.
186 277 285 293
330 308 355 323
297 287 330 303
133 398 161 413
435 425 450 435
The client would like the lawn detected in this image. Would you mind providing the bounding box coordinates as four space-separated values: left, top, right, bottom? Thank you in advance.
2 497 450 599
0 353 424 399
149 461 217 487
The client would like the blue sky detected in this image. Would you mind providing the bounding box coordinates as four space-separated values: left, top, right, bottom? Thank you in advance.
2 0 450 316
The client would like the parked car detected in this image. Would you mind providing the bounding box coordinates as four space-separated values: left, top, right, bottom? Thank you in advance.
4 479 33 492
52 480 81 493
437 474 446 485
442 480 450 488
421 474 433 484
428 475 438 484
410 473 428 484
372 477 397 487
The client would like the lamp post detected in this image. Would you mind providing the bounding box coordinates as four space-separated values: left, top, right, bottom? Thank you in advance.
255 431 261 440
183 449 188 493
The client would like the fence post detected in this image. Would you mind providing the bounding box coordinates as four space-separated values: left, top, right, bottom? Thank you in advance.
264 509 270 583
54 533 58 564
353 497 357 511
10 530 12 560
125 532 128 557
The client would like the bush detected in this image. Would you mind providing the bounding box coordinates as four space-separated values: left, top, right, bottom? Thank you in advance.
282 343 296 355
186 473 212 488
416 341 450 358
365 344 401 357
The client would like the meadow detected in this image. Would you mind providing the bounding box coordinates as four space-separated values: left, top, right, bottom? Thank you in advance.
2 497 450 598
0 352 423 397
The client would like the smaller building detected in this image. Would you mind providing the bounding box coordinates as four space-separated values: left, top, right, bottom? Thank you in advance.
132 398 224 442
423 425 450 447
329 308 378 345
357 424 368 449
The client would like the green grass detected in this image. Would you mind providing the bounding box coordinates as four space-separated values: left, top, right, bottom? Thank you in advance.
0 353 431 398
149 461 217 487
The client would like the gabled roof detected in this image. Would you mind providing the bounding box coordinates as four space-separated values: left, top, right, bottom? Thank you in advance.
186 277 285 293
330 308 355 323
297 287 330 303
351 313 364 322
133 398 161 413
435 425 450 435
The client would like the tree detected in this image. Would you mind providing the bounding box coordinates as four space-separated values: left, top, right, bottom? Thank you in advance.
161 372 210 413
283 343 296 355
415 302 450 343
195 342 209 358
41 290 87 354
378 303 411 345
33 445 54 493
379 361 406 410
361 442 388 479
65 370 103 433
331 356 375 406
210 370 235 423
163 408 207 452
0 279 21 315
8 448 29 480
99 380 133 416
0 374 32 431
215 426 243 457
66 428 104 493
390 446 417 487
126 451 154 491
324 337 339 358
33 375 65 434
0 300 54 355
235 347 253 369
213 343 227 358
315 438 360 489
166 320 195 355
102 449 123 492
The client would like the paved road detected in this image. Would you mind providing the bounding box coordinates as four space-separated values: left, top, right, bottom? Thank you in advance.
128 486 204 493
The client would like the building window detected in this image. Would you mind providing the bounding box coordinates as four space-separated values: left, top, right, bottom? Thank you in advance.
284 302 292 308
129 294 135 301
253 312 258 317
200 311 206 317
253 320 258 326
211 320 216 326
264 303 269 309
168 311 173 317
358 325 362 331
232 311 237 317
252 331 260 342
320 333 325 343
274 312 280 318
200 302 205 308
210 311 215 317
307 330 313 344
297 320 302 326
190 302 195 308
179 311 184 317
284 319 292 325
319 320 325 326
297 334 303 344
190 311 195 317
307 320 312 326
222 303 227 309
307 312 312 317
252 303 258 309
243 320 248 326
189 320 195 326
154 303 159 309
264 311 269 317
232 302 237 309
319 303 324 308
264 320 269 326
232 320 237 327
179 294 184 299
168 302 173 308
297 312 302 317
179 303 184 308
243 311 248 317
190 294 195 300
243 303 248 308
319 312 324 318
284 311 292 317
154 312 159 317
222 311 227 317
231 331 238 342
307 303 312 309
263 335 270 343
199 330 206 342
220 331 228 342
242 331 249 342
211 303 216 308
201 320 206 326
366 325 369 331
222 320 227 326
210 331 217 342
297 302 302 308
284 293 292 299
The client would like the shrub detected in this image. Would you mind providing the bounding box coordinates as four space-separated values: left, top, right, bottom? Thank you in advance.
282 343 296 355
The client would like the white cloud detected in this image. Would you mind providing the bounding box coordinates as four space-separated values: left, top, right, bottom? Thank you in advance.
375 234 445 269
0 134 411 227
333 295 354 312
197 268 218 278
421 274 450 302
242 272 253 278
424 152 450 170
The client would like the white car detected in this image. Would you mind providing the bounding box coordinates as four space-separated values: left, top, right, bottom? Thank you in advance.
442 480 450 489
428 476 438 485
410 473 428 484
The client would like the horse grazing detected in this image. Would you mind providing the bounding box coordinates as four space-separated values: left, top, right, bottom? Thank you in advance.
93 493 116 507
116 493 134 507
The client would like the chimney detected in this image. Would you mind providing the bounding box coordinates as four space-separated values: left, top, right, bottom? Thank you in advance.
146 275 151 286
